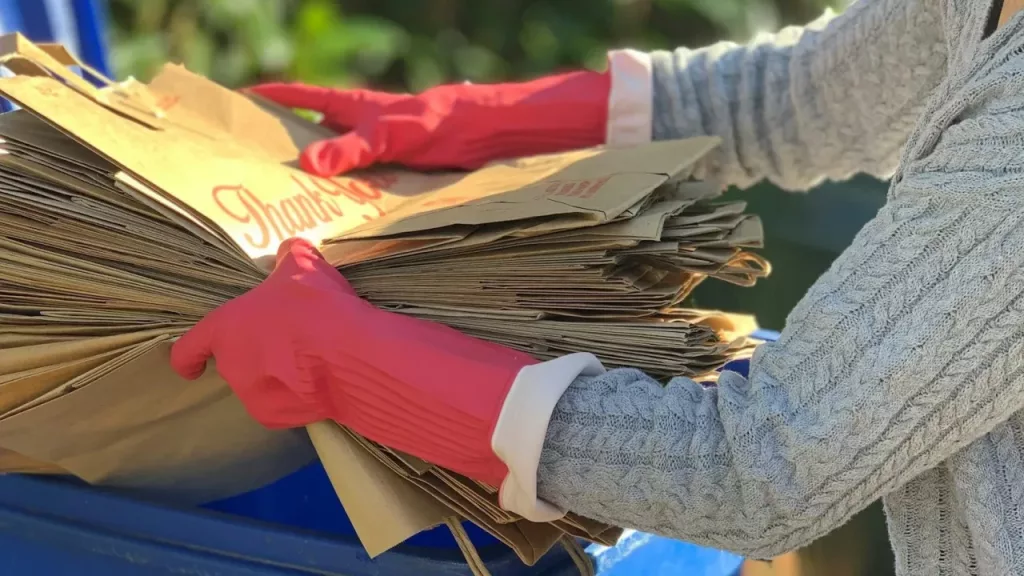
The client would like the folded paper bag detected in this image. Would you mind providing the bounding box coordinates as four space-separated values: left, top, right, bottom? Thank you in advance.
0 341 315 505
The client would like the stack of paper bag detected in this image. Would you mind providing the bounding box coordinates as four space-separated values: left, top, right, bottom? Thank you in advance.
0 34 769 574
330 179 766 378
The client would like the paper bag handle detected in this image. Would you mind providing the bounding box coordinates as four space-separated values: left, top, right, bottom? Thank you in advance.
560 536 596 576
445 517 597 576
445 517 492 576
0 33 164 130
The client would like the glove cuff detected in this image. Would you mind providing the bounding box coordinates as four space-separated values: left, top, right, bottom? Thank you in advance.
492 353 606 522
606 49 654 147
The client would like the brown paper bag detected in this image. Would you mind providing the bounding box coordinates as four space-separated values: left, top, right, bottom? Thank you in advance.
0 447 64 474
0 341 314 504
0 43 562 560
0 34 768 571
306 420 450 557
0 54 716 264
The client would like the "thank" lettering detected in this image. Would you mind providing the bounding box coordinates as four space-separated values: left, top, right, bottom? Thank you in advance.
211 175 389 250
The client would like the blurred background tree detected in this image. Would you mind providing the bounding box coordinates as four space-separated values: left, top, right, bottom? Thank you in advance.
107 0 841 92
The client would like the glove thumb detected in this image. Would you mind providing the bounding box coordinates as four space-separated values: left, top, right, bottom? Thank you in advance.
170 310 221 380
300 130 377 177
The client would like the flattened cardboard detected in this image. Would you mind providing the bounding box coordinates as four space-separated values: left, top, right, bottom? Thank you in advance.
0 447 64 474
0 342 314 504
0 34 769 570
0 328 170 374
307 420 449 557
0 57 716 264
0 343 136 414
335 139 719 240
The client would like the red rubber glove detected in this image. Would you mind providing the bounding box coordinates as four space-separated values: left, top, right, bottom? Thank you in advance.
169 238 538 488
248 70 610 177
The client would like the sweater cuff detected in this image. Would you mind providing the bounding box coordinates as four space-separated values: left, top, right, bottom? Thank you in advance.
491 353 606 522
606 49 653 147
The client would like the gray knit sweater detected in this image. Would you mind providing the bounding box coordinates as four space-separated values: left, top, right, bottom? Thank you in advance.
536 1 1024 574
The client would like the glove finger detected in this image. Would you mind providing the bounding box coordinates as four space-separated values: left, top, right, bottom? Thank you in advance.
170 309 223 381
247 83 338 111
300 131 379 177
247 83 398 128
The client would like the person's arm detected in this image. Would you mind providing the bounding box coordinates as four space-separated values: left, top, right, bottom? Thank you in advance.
251 0 948 184
534 61 1024 557
173 62 1024 557
619 0 948 190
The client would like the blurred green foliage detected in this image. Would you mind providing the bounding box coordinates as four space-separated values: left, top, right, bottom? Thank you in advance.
108 0 839 92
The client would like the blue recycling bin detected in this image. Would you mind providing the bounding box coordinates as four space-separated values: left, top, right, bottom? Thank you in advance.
0 0 113 113
0 342 768 575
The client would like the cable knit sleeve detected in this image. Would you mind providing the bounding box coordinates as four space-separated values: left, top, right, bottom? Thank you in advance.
648 0 948 190
537 56 1024 556
538 190 1024 558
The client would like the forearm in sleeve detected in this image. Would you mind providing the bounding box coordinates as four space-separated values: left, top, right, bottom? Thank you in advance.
535 183 1024 558
610 0 948 190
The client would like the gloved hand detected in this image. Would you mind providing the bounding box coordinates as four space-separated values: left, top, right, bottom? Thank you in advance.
248 71 610 177
170 238 538 489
